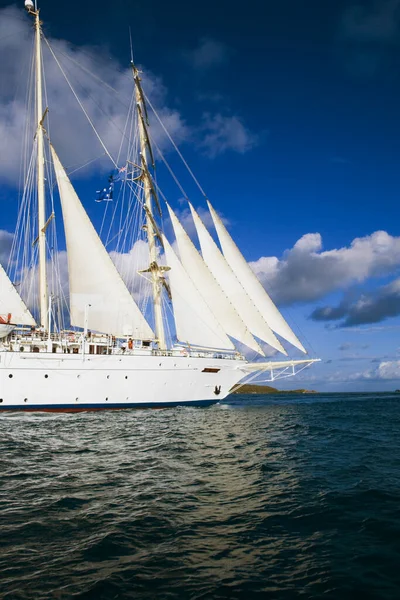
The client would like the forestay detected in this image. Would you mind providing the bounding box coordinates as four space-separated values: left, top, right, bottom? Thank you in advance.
51 146 154 340
167 204 264 355
208 201 306 354
190 204 287 355
162 235 235 350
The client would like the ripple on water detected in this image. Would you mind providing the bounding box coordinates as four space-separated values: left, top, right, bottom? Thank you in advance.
1 394 400 599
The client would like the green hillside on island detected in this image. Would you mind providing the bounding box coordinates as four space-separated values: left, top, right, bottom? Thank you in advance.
231 384 317 394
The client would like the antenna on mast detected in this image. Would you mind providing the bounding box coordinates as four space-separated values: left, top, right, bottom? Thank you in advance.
129 27 134 64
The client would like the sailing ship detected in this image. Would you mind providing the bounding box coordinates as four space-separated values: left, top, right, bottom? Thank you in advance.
0 1 319 411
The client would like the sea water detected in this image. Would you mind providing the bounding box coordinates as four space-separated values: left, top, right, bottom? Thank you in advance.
1 393 400 599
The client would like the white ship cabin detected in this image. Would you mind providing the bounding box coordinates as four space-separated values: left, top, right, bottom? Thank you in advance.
3 326 239 361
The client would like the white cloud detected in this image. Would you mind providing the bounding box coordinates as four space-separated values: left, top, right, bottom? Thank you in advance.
250 230 400 305
0 6 188 185
110 240 152 305
344 359 400 382
0 7 256 187
200 113 258 158
10 250 70 314
0 230 14 265
374 360 400 379
185 38 230 70
289 359 400 386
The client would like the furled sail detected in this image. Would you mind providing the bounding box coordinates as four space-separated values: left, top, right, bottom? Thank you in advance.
167 204 265 356
0 263 36 327
189 204 287 355
51 146 154 339
208 201 306 354
162 235 235 350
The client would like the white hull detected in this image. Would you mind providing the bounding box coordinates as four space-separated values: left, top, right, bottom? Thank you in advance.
0 351 248 411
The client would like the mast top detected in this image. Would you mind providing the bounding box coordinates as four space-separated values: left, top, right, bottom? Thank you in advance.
25 0 39 17
24 0 37 15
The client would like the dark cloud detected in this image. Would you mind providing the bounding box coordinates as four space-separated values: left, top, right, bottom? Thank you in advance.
313 304 348 322
310 278 400 327
339 342 352 351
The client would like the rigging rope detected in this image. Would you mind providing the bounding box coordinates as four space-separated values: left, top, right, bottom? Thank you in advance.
144 92 208 199
67 153 107 176
43 36 117 168
150 136 190 201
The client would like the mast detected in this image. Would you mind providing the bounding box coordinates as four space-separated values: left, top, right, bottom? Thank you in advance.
132 63 166 349
26 1 48 327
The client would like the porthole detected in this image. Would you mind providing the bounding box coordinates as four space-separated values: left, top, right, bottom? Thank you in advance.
77 374 80 379
105 397 108 401
125 376 128 379
0 399 3 403
24 398 27 402
107 375 110 379
75 397 79 401
8 374 13 378
44 374 48 379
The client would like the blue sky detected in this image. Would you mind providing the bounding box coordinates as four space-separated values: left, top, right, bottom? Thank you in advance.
1 0 400 391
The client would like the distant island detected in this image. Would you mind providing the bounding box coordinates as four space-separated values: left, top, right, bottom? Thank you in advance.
231 384 317 395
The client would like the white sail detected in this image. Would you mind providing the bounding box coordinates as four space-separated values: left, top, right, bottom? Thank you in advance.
162 235 234 350
0 265 36 327
167 205 264 355
208 201 306 354
0 263 36 327
51 146 154 340
189 204 287 355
